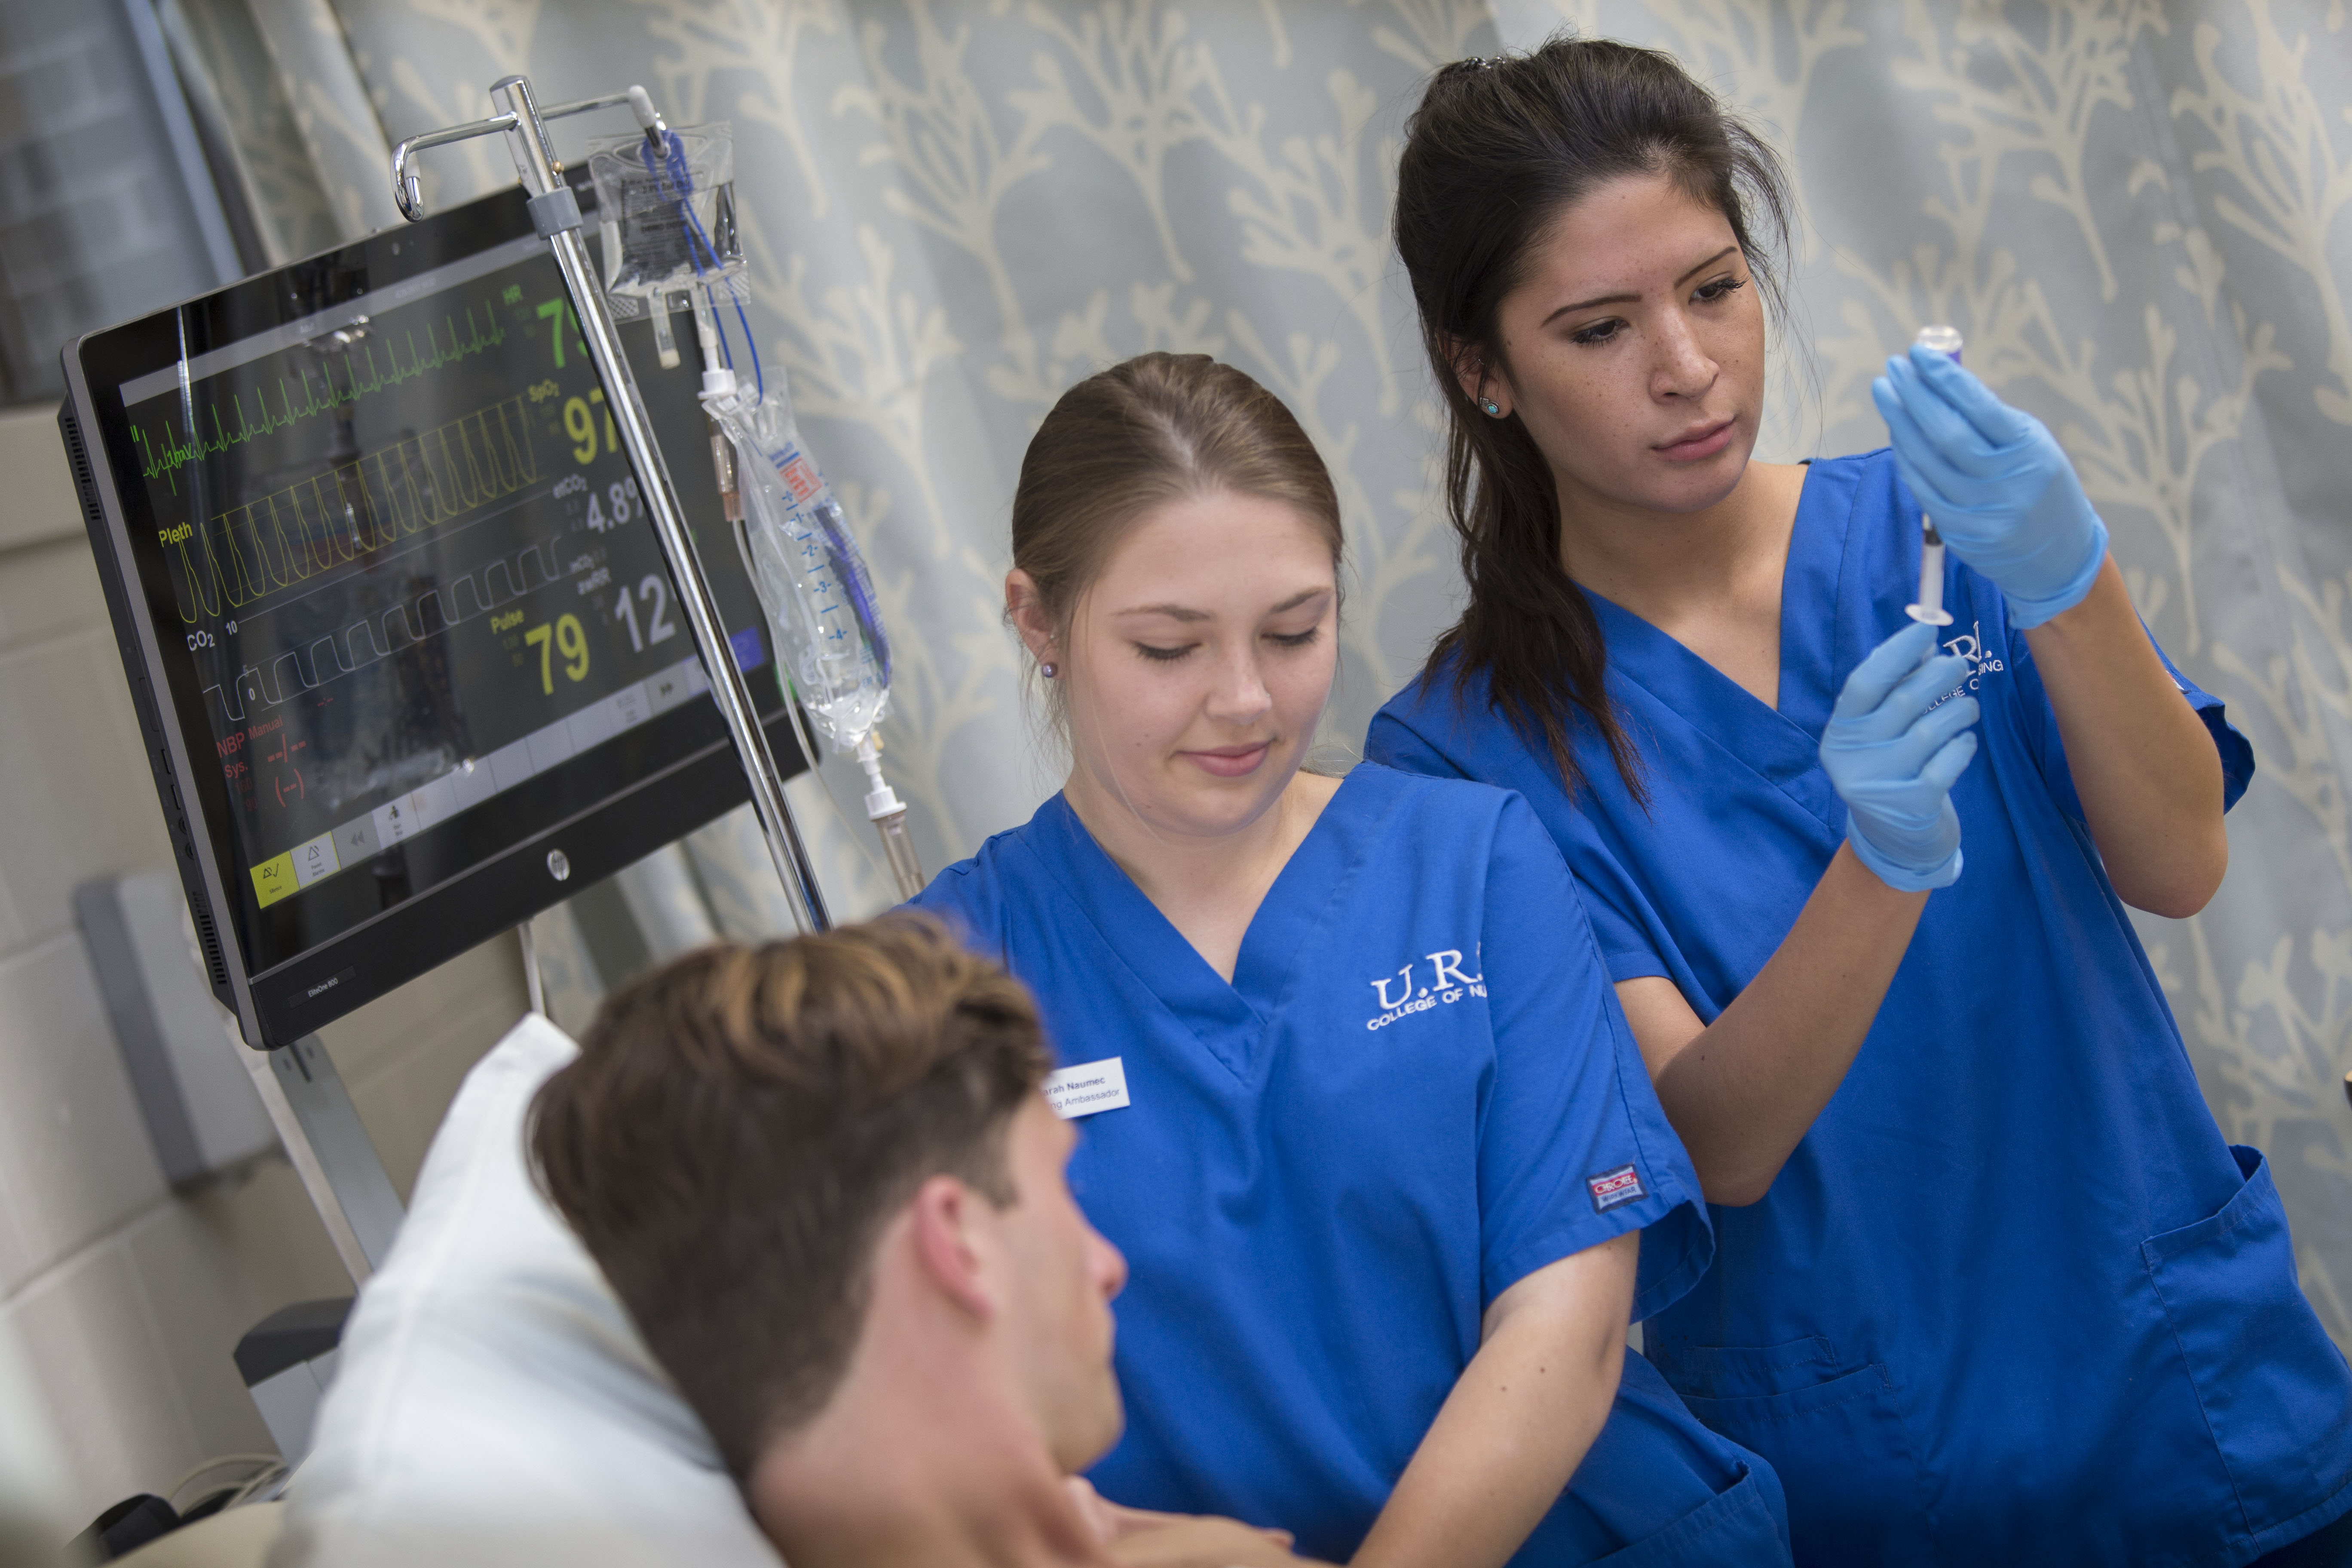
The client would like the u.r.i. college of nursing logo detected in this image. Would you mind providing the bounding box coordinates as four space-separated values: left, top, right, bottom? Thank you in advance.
1931 620 2006 708
1365 948 1485 1031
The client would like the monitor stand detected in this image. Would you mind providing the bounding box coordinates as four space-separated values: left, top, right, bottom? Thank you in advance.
238 1036 403 1281
231 919 549 1282
226 1029 398 1466
225 927 550 1459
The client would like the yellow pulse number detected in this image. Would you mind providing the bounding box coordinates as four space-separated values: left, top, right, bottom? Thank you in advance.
564 389 619 465
524 613 590 694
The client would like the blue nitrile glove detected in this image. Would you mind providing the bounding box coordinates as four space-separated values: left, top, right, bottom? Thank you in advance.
1871 344 2109 628
1820 620 1981 891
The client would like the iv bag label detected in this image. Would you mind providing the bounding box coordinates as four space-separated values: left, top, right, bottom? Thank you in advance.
1045 1057 1131 1120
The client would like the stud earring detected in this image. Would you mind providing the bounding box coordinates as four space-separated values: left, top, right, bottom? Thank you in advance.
1041 661 1059 679
1481 398 1502 416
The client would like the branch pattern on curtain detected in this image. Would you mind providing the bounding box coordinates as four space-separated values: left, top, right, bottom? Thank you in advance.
208 0 2350 1347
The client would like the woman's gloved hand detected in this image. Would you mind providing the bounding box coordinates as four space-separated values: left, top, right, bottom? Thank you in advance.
1820 621 1981 892
1871 344 2110 628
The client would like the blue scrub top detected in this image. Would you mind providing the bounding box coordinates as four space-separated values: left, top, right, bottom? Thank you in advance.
911 763 1792 1565
1369 450 2352 1565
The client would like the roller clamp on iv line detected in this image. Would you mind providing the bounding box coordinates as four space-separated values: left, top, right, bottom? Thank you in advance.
1905 325 1965 631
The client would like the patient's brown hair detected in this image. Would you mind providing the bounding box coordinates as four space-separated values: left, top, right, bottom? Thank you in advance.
530 914 1051 1482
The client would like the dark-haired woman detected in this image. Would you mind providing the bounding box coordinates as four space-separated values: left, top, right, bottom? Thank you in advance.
914 351 1796 1566
1369 37 2352 1568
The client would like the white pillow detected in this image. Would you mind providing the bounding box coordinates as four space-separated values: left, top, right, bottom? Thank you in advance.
272 1013 781 1568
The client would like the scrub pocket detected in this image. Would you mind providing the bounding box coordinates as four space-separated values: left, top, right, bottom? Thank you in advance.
1532 1350 1792 1567
1586 1464 1790 1568
1647 1336 1935 1565
2142 1145 2352 1544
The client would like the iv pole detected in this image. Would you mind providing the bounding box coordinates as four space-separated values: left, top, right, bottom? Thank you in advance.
391 77 830 936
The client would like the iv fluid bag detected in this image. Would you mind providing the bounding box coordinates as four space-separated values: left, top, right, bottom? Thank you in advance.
704 377 892 750
587 123 742 303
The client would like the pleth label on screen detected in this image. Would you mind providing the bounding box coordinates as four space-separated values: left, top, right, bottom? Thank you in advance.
1587 1164 1646 1213
1044 1057 1131 1119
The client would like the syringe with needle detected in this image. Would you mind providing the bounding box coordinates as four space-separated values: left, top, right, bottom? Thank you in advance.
1905 324 1965 629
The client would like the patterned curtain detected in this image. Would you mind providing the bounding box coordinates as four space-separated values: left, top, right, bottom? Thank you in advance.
190 0 2352 1349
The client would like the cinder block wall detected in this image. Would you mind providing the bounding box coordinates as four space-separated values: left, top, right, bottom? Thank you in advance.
0 406 527 1527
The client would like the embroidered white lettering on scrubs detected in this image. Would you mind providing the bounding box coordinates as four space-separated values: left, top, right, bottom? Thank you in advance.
1044 1057 1130 1119
1365 947 1489 1029
1935 619 2006 703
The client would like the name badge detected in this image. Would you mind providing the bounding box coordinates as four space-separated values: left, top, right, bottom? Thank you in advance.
1044 1057 1130 1119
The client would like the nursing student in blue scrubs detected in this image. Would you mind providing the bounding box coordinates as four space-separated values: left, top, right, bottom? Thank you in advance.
1367 37 2352 1568
910 352 1794 1566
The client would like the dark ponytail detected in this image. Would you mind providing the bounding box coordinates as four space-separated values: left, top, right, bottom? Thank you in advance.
1393 37 1792 798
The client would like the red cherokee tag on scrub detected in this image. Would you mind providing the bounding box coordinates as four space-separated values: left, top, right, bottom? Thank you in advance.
1587 1164 1645 1213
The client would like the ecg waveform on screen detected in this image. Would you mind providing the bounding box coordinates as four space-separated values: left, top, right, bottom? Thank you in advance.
161 395 536 625
205 531 580 726
130 304 508 491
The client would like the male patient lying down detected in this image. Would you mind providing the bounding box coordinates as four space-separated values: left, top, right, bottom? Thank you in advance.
529 913 1327 1568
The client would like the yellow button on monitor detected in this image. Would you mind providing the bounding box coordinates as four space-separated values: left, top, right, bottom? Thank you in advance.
251 851 297 908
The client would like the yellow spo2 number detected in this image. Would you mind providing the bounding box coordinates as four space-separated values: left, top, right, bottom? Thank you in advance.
564 397 597 464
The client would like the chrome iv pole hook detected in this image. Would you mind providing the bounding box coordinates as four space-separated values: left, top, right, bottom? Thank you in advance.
390 87 645 221
390 115 519 221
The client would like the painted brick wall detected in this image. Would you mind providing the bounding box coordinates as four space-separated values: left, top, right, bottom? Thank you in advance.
0 405 527 1528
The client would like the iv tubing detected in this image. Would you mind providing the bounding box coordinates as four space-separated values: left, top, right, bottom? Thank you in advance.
638 123 762 404
497 76 826 931
857 732 926 900
397 78 830 932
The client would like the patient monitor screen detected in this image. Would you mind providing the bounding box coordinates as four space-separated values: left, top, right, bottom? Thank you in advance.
67 187 782 1041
